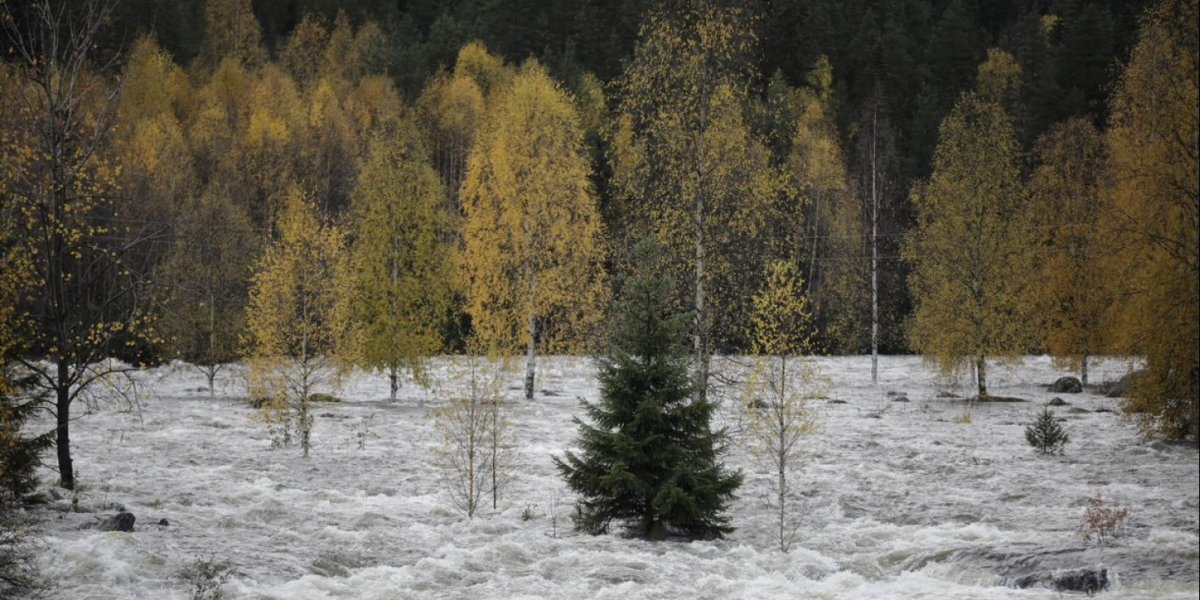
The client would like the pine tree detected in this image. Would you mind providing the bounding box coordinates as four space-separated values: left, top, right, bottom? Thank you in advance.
1025 408 1069 454
555 238 742 541
0 385 53 502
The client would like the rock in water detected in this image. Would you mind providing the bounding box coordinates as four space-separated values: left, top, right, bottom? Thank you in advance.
99 511 135 532
1049 376 1083 394
1048 397 1069 406
1013 568 1109 595
1053 569 1109 595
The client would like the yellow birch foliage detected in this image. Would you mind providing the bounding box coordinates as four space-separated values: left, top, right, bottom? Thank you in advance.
904 93 1034 396
454 41 515 101
1027 118 1112 384
742 260 819 553
460 60 608 356
975 48 1023 116
1104 0 1199 439
279 13 329 87
788 57 866 353
340 120 455 396
245 187 344 455
116 37 198 234
0 66 28 393
155 188 259 388
417 71 487 213
611 0 782 353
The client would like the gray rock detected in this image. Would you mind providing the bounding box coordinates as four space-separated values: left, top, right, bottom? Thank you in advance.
1013 568 1109 595
892 395 910 403
1048 397 1069 406
1101 370 1144 398
1049 377 1083 394
98 511 135 532
1054 568 1109 594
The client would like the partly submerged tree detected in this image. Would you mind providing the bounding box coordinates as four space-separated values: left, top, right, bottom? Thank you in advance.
1 0 159 491
460 60 607 400
610 0 779 399
1027 118 1112 387
742 260 820 552
903 93 1034 397
556 237 742 541
340 122 455 400
155 188 258 396
1103 0 1199 440
788 57 866 354
432 352 513 517
245 187 344 457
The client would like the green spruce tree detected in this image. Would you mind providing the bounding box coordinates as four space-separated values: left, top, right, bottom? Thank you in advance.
0 386 54 502
555 237 742 541
1025 408 1069 455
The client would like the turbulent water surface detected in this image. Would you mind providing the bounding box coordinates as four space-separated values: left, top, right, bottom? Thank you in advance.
23 355 1200 599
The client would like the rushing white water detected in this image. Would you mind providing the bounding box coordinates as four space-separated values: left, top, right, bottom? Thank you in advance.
21 355 1199 599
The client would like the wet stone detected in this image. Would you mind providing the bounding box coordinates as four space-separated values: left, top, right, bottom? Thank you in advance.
98 511 136 532
1049 377 1083 394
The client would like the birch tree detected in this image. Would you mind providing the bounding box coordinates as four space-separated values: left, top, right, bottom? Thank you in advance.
903 93 1034 397
432 354 512 517
156 189 258 396
1027 118 1111 386
1 0 159 491
460 60 607 400
611 0 779 399
1103 0 1198 440
742 261 819 552
854 89 902 384
245 187 344 457
340 122 455 400
788 58 866 354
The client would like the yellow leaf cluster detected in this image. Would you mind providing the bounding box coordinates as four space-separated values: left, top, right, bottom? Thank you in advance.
1027 117 1111 380
245 186 344 411
904 93 1034 390
1103 0 1198 438
338 118 455 385
460 60 608 355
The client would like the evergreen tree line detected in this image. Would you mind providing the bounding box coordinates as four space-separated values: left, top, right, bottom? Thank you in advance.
0 0 1195 495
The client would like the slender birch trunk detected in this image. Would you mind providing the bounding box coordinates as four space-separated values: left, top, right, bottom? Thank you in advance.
524 311 537 400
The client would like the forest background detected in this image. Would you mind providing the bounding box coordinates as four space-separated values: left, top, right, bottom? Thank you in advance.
1 0 1196 495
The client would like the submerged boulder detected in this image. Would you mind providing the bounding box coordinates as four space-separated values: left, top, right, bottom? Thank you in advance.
1048 397 1069 406
1099 370 1144 398
98 511 136 532
1050 377 1083 394
1014 568 1109 595
1054 568 1109 595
